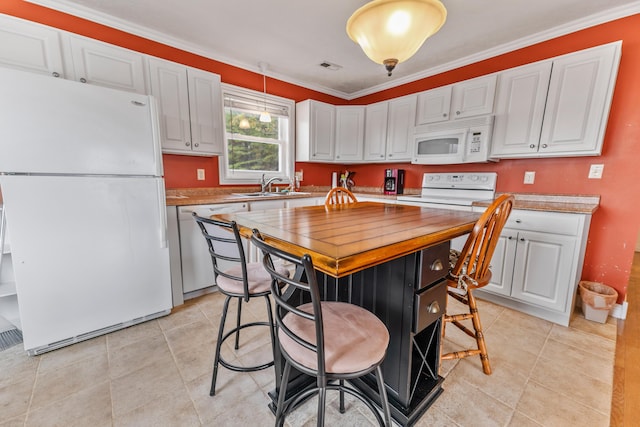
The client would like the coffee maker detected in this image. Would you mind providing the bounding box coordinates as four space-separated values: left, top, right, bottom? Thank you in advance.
384 169 405 195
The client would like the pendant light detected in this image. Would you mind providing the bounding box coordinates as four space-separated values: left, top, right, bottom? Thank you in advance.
258 62 271 123
346 0 447 76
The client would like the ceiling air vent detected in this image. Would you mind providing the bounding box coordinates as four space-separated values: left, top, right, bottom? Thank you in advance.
318 61 342 71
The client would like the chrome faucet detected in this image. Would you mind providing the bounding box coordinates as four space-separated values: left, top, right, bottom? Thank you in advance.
260 174 283 193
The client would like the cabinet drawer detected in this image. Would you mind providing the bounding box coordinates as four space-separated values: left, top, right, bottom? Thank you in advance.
414 281 447 333
506 209 581 236
416 242 449 290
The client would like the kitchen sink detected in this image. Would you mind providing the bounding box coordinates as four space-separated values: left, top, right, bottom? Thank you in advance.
230 192 311 197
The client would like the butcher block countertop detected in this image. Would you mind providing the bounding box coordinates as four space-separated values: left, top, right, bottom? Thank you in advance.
214 202 479 278
166 187 599 214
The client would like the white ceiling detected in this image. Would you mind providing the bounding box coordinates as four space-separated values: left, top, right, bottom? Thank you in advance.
27 0 640 99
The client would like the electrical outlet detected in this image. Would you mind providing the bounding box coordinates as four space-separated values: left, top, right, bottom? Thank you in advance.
589 164 604 179
524 171 535 184
295 170 303 181
197 169 205 180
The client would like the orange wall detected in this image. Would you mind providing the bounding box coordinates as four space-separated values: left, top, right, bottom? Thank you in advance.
3 1 639 303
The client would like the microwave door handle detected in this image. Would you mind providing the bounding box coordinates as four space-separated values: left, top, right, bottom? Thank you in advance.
459 129 469 162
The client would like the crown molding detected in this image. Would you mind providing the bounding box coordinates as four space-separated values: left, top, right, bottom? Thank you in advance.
25 0 640 100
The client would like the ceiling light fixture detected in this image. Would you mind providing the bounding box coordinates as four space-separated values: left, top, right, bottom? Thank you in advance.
346 0 447 76
258 62 271 123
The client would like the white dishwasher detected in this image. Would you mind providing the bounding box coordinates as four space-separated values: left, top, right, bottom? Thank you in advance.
178 203 248 296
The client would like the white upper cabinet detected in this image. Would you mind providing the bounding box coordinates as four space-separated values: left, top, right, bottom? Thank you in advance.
296 99 336 162
491 41 621 158
363 101 389 161
334 106 365 162
538 42 621 156
0 15 66 78
450 74 497 120
490 61 553 157
66 35 148 94
386 95 416 161
148 58 223 155
416 75 496 125
415 85 452 124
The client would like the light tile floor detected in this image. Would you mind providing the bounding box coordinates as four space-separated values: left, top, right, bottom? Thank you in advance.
0 292 616 426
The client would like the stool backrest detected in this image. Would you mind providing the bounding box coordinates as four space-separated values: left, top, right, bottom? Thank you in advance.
324 187 358 207
193 213 250 299
250 230 327 379
450 194 515 287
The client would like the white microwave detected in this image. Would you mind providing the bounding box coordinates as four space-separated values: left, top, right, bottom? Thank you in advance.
412 116 495 165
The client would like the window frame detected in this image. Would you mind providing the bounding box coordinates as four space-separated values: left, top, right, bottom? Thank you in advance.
218 83 295 185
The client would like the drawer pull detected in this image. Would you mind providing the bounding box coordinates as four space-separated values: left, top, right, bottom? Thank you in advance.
430 259 444 271
427 301 440 314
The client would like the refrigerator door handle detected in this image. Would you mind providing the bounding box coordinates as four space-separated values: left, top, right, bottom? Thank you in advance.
157 180 168 249
148 96 165 177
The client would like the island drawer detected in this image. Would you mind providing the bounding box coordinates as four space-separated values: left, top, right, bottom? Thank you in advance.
416 242 449 290
414 281 447 333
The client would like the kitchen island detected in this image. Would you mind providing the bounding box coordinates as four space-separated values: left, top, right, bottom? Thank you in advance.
214 202 480 426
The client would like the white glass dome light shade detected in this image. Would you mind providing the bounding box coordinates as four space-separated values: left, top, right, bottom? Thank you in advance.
346 0 447 75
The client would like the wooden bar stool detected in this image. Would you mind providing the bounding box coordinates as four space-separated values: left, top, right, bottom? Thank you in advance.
324 187 358 207
192 213 288 396
251 230 392 427
441 194 514 375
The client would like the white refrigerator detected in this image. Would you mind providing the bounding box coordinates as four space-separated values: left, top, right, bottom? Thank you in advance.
0 68 172 355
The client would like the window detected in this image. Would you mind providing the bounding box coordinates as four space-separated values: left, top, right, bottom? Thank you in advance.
219 84 295 185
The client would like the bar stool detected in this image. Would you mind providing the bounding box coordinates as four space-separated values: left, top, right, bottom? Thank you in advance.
251 229 392 427
441 194 514 374
324 187 358 207
192 213 287 396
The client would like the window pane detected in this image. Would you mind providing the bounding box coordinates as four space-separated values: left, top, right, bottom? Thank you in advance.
226 109 279 138
228 139 279 171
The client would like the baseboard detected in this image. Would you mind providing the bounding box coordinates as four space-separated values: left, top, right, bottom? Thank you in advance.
610 301 628 319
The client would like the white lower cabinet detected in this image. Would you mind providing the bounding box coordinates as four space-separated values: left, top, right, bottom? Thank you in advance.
475 208 591 326
0 206 20 328
176 203 248 299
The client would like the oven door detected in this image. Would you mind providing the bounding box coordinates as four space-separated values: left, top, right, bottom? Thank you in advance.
412 128 467 164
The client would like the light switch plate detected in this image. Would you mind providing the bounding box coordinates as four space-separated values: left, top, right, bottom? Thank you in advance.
524 171 535 184
589 164 604 179
197 169 205 180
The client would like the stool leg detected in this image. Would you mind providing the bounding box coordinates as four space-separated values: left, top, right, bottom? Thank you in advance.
210 295 232 396
339 380 345 413
275 361 291 427
375 365 391 426
234 297 242 350
468 290 491 375
317 385 326 427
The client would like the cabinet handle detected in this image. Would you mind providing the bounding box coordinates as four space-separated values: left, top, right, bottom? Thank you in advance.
430 259 444 271
520 238 525 242
80 77 87 83
508 236 513 240
380 154 384 158
427 301 440 314
529 144 536 149
52 71 60 78
388 154 393 157
456 111 461 115
515 219 522 223
185 141 191 147
194 143 199 147
541 144 548 148
336 155 340 159
443 113 447 117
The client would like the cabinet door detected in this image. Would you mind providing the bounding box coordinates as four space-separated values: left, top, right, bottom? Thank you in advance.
364 101 389 161
510 230 576 311
539 42 620 156
484 230 517 296
0 15 65 78
68 35 148 94
310 101 336 161
491 61 552 157
187 68 223 154
148 58 191 152
450 74 496 119
386 95 416 161
335 106 365 162
416 85 452 125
